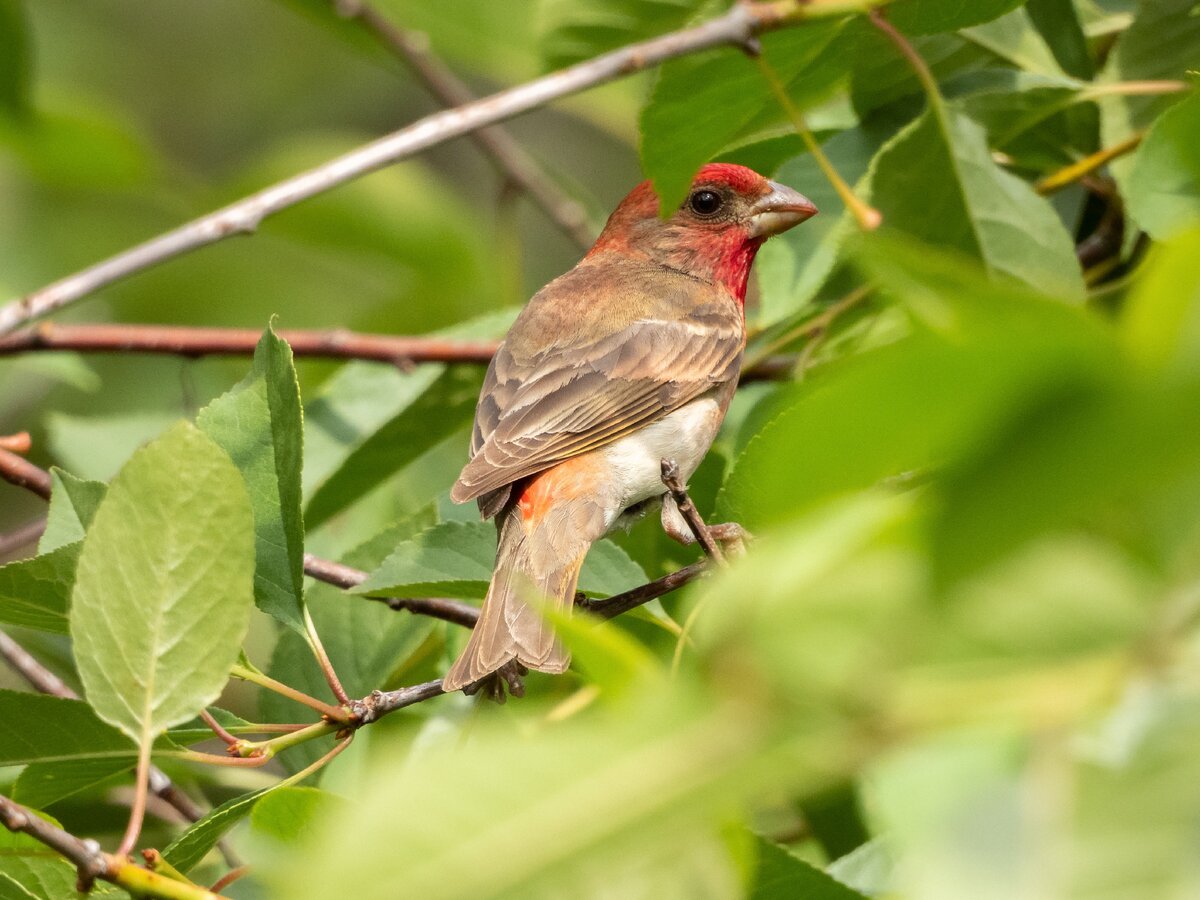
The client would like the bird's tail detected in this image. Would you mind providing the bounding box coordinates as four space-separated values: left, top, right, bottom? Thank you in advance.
442 510 585 692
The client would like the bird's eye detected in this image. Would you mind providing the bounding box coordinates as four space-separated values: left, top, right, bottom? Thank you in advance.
688 189 723 216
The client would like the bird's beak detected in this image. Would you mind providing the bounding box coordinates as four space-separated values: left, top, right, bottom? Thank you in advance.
747 181 818 238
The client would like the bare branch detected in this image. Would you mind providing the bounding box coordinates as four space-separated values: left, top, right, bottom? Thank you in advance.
0 0 886 335
0 629 73 696
660 458 726 564
330 0 595 249
0 447 51 499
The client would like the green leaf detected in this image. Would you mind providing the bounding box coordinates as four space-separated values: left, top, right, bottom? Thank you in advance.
354 521 647 600
1099 0 1200 189
44 409 177 482
1025 0 1093 79
640 19 849 210
0 543 78 633
887 0 1027 34
1121 227 1200 382
0 691 133 765
0 873 41 900
70 421 256 746
1126 91 1200 240
537 0 701 70
37 469 106 554
162 787 269 873
0 810 81 900
304 365 483 530
0 0 30 116
13 758 133 809
750 836 868 899
249 786 341 843
868 99 1085 302
198 325 306 632
959 8 1064 77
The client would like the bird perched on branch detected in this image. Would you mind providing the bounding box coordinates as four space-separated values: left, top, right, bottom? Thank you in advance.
443 164 817 695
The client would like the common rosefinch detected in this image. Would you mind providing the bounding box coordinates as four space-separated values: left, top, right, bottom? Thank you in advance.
443 164 816 694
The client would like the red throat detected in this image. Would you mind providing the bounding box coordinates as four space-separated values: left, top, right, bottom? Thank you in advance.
712 235 764 306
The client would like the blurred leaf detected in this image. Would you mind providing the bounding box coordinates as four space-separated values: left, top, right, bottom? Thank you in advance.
355 520 646 600
887 0 1027 34
1121 227 1200 382
13 758 132 809
198 326 307 632
640 19 848 210
70 422 255 743
850 32 991 116
0 808 82 900
826 838 894 896
537 0 702 70
750 835 867 899
1025 0 1093 78
1126 91 1200 240
1099 0 1200 189
45 409 177 482
0 691 132 765
0 0 30 116
722 238 1109 530
37 469 106 555
0 543 77 633
959 8 1064 77
869 99 1085 302
544 605 662 697
249 786 341 843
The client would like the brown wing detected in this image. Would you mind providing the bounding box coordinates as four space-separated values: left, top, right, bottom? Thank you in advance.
451 256 744 512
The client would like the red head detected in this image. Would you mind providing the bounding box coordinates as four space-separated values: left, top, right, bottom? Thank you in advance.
587 163 817 303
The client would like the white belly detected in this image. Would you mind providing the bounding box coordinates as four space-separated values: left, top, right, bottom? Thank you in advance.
597 396 724 530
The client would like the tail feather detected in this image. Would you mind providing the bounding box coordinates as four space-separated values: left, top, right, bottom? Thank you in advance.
442 512 586 692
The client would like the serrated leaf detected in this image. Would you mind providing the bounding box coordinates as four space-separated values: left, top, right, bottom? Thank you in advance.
0 543 78 633
868 98 1085 302
13 758 133 809
37 469 106 554
198 326 306 632
0 691 132 765
751 835 868 899
70 421 255 747
162 787 269 874
354 520 646 600
0 811 80 900
1126 91 1200 240
640 19 849 210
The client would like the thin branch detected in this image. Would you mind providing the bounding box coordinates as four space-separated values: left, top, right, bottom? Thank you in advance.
580 561 709 620
0 322 799 383
330 0 595 249
0 447 51 498
199 709 241 747
0 432 31 453
1036 132 1145 195
303 606 352 706
0 518 47 559
869 8 939 98
0 0 888 335
229 664 351 723
660 458 726 564
0 628 73 696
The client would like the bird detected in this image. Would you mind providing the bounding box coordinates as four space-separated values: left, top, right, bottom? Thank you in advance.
442 163 817 695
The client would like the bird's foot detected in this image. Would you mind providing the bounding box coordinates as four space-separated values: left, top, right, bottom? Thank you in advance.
660 493 752 558
462 659 529 703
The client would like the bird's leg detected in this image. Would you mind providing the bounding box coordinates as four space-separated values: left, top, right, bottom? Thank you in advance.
661 494 751 558
461 659 528 703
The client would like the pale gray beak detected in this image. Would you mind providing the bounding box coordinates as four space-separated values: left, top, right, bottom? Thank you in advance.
747 181 818 238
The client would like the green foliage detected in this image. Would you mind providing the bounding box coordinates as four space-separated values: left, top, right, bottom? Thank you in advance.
198 326 307 632
1 1 1199 898
70 422 256 742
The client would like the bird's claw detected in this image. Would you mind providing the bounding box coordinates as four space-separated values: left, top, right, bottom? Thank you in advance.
462 660 528 703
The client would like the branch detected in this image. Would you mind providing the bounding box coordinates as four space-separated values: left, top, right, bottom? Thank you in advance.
330 0 595 249
0 322 798 382
303 553 481 627
0 0 887 336
660 458 725 564
0 794 229 899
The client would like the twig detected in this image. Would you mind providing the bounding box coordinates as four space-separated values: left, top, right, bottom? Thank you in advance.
229 664 351 723
0 518 47 559
660 459 726 564
303 607 352 705
303 552 482 627
330 0 595 249
0 432 31 453
0 0 887 335
0 794 228 899
199 710 240 747
0 323 500 365
579 561 709 620
0 447 51 498
1036 133 1146 196
869 8 938 98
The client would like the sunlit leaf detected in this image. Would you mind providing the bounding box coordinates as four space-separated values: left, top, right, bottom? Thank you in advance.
1126 91 1200 240
0 543 78 633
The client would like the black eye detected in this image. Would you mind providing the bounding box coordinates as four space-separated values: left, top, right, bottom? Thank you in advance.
688 189 723 216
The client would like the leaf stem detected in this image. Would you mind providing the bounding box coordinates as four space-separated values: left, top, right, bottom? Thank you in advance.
755 55 882 230
303 607 351 705
116 737 153 857
1035 133 1146 196
199 710 240 747
229 663 350 723
869 8 939 100
232 719 339 760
